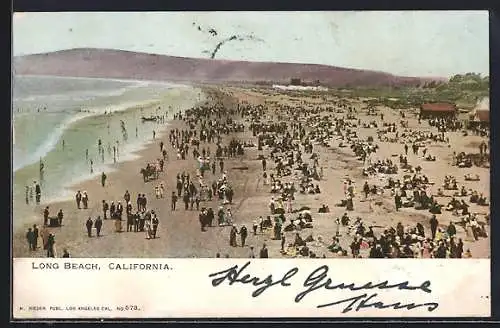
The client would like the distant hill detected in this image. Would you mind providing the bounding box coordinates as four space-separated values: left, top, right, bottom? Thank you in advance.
13 48 442 87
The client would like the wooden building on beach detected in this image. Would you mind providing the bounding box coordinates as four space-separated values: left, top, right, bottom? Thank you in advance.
419 102 458 119
469 97 490 129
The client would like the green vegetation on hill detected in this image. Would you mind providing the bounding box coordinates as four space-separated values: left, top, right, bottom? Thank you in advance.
329 73 489 110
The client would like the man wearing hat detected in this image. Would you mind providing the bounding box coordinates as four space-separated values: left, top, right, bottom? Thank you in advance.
86 217 93 237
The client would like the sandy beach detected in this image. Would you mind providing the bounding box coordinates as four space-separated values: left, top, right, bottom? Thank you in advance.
13 86 490 259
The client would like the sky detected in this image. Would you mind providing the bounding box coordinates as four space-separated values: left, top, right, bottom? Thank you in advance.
12 11 489 78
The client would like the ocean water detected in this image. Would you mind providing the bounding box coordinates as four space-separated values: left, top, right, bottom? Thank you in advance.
12 75 203 230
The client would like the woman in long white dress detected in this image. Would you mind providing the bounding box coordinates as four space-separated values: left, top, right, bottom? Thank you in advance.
144 219 151 239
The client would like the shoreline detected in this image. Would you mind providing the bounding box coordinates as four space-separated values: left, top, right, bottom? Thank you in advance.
12 85 204 235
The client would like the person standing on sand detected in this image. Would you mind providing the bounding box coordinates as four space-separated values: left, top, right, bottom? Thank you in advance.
219 159 225 173
57 209 64 226
29 183 34 203
259 243 269 258
35 182 41 205
429 215 439 240
101 172 107 187
47 233 56 257
25 186 29 205
124 190 131 204
43 206 49 227
240 225 248 247
249 246 256 258
75 191 82 209
102 200 109 219
152 213 159 238
229 225 238 247
26 228 35 251
171 192 178 211
95 216 103 237
32 224 39 250
86 217 93 237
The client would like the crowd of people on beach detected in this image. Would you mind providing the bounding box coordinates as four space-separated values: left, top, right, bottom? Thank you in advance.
23 88 490 260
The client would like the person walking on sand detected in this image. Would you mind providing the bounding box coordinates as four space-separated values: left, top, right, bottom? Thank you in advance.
249 246 256 258
229 225 238 247
429 215 439 240
95 216 103 237
75 191 82 209
82 191 89 209
43 206 49 227
35 182 41 204
101 172 107 187
57 209 64 226
29 183 34 203
86 217 93 237
152 213 159 238
239 225 248 247
259 243 269 258
26 228 35 251
47 233 56 258
102 200 109 219
124 190 131 204
171 192 178 211
32 224 39 250
145 219 152 239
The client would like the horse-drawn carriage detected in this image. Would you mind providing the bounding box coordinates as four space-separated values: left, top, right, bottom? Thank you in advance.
140 162 160 182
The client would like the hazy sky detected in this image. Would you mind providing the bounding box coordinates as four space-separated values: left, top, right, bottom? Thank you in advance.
13 11 489 77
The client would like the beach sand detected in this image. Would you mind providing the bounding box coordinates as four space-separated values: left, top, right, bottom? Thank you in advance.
12 86 490 258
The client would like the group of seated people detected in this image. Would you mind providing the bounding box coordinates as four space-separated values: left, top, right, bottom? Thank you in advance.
464 173 480 181
470 191 489 206
370 159 399 175
424 154 437 161
299 182 321 194
282 213 314 233
461 213 489 241
455 152 473 168
445 197 470 215
443 176 458 190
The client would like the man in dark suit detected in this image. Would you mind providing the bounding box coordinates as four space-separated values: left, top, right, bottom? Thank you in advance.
95 216 103 237
259 243 269 258
32 224 39 249
86 217 93 237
